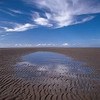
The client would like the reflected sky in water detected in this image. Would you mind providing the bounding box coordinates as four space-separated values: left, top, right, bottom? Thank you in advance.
15 51 93 78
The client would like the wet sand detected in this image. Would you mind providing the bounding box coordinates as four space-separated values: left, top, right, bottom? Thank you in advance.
0 48 100 100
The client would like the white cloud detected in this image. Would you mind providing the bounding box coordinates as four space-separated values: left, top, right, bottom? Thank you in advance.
36 43 69 47
62 43 69 46
27 0 100 28
32 12 52 27
0 43 56 47
15 43 33 47
36 43 56 47
2 23 36 32
0 43 34 47
34 17 52 27
0 0 100 33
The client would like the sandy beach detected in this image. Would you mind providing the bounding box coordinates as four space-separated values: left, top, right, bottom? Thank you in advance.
0 48 100 100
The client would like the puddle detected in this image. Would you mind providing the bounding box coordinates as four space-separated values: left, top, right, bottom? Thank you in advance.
15 51 93 78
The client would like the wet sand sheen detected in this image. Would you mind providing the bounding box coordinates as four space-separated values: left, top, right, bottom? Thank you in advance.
0 48 100 100
15 51 93 78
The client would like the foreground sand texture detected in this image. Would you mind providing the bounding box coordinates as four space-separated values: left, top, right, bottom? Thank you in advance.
0 48 100 100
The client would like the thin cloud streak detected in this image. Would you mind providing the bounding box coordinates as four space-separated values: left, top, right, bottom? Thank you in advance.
8 9 23 14
0 9 15 16
0 23 36 32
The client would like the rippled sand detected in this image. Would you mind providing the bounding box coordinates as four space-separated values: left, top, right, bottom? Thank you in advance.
0 48 100 100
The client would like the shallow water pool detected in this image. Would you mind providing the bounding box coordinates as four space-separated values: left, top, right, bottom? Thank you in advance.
15 51 93 78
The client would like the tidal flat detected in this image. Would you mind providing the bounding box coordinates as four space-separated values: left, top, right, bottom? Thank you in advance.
0 48 100 100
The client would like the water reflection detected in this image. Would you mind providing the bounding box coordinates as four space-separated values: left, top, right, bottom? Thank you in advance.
15 51 93 78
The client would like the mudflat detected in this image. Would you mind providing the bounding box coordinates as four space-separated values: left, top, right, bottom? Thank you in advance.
0 48 100 100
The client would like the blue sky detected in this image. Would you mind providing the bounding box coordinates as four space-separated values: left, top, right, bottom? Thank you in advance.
0 0 100 47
